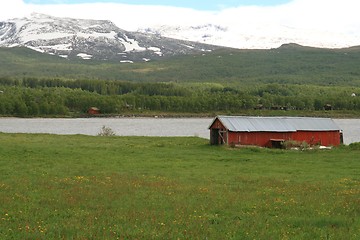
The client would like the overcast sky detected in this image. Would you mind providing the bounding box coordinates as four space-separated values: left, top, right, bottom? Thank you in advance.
1 0 360 37
22 0 293 10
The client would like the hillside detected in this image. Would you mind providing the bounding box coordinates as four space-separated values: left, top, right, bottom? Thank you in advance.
1 44 360 86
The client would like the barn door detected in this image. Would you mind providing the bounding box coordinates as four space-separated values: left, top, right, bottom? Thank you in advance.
210 129 226 145
211 129 220 145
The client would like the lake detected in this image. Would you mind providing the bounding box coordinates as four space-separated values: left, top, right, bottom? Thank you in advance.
0 118 359 144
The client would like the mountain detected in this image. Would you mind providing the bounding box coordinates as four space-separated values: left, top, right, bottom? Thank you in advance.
139 23 360 50
0 13 222 62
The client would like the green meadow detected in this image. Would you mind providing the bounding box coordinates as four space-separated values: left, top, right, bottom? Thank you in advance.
0 133 360 239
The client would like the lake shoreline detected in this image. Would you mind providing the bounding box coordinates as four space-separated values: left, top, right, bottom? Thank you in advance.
2 109 360 119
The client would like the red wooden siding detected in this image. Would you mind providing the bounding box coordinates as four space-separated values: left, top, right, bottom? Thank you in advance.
211 119 225 129
225 131 340 147
292 131 341 146
228 131 293 147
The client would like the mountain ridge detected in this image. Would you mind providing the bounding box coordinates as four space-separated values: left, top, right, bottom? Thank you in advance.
0 13 223 62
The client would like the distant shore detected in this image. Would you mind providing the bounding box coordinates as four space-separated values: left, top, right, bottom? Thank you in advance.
2 109 360 119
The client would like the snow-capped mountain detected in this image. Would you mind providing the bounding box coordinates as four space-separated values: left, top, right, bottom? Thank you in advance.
0 13 221 62
139 23 360 49
1 13 358 63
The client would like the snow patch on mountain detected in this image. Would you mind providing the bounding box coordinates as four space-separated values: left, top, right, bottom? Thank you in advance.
120 60 133 63
77 53 92 60
119 33 146 52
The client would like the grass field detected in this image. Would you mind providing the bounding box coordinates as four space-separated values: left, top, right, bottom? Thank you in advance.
0 133 359 239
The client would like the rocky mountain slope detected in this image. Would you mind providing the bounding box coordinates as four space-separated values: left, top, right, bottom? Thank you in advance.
0 13 222 62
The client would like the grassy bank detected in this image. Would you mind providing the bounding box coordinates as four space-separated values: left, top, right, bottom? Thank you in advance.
0 134 359 239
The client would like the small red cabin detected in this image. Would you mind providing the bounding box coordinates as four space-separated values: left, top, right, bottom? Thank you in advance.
88 107 100 115
209 116 342 147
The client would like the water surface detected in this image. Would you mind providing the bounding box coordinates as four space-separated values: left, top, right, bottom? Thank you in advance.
0 118 358 144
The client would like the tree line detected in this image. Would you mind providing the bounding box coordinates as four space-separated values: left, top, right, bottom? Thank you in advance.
0 77 359 117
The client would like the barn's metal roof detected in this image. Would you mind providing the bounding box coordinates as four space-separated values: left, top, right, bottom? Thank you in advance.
210 116 341 132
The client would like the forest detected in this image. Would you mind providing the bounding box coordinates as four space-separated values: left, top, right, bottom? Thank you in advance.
1 45 360 117
0 77 359 117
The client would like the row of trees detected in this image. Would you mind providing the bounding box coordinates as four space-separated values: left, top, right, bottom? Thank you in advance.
0 78 359 117
0 77 190 96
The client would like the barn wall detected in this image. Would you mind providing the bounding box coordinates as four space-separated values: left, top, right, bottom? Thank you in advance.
293 131 341 146
227 132 293 147
225 131 341 147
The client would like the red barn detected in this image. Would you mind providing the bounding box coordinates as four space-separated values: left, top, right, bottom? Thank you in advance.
88 107 100 115
209 116 342 147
